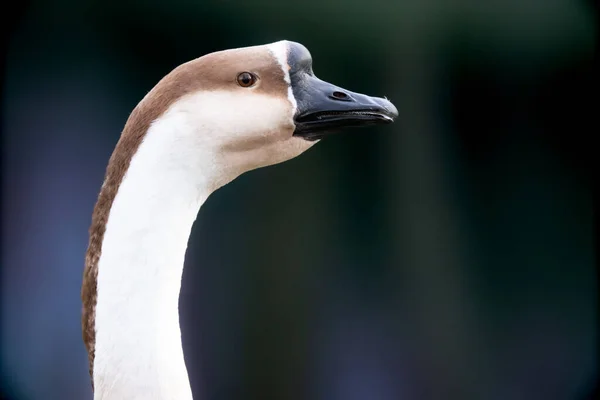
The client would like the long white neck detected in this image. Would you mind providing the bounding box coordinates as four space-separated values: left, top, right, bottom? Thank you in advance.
92 87 312 399
93 109 221 400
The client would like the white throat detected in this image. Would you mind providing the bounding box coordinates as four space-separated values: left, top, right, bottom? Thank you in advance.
92 94 312 399
93 110 211 400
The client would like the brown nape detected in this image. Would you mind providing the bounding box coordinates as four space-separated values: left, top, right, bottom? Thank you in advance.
81 44 289 388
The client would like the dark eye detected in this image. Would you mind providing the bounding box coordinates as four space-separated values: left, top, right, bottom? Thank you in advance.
237 72 257 88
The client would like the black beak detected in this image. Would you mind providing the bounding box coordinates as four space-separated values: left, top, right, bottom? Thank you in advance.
286 42 398 141
292 76 398 141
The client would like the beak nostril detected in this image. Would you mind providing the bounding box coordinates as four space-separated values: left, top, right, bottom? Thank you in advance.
331 91 349 100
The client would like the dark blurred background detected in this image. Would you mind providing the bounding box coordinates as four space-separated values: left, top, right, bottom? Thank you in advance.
1 1 597 399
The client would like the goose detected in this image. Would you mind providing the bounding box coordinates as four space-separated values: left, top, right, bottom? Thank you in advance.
81 40 398 399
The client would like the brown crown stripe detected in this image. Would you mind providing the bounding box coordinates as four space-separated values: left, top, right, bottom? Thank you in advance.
81 45 288 388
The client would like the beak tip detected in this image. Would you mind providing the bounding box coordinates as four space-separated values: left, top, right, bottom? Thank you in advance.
379 97 399 120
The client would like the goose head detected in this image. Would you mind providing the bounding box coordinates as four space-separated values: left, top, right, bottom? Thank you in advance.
134 40 398 189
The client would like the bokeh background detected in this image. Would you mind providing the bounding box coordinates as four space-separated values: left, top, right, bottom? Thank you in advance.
1 1 597 399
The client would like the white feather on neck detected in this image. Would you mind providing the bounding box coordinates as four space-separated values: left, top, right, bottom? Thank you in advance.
93 89 314 399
